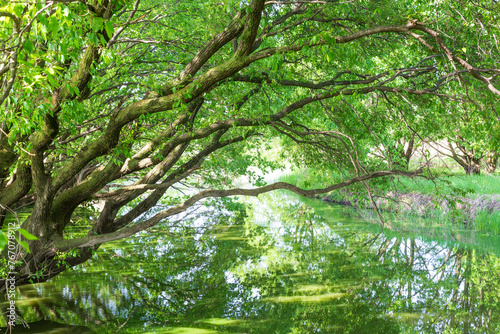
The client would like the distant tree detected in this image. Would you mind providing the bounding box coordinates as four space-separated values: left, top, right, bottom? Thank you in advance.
424 88 500 175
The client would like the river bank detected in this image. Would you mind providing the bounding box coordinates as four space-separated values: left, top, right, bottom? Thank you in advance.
280 171 500 235
320 190 500 233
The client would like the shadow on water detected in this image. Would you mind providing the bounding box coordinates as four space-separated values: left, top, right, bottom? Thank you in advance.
2 193 500 333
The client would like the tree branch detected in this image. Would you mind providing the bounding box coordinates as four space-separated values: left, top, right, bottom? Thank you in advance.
53 168 423 251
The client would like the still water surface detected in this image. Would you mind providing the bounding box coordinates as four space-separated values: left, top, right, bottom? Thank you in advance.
3 192 500 333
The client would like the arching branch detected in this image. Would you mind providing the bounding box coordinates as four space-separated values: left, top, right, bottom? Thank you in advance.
53 168 423 252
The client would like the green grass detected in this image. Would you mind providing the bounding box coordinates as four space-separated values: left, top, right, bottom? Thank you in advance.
391 174 500 197
475 211 500 235
280 168 500 197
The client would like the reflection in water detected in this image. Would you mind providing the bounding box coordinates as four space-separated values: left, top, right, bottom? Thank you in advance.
1 193 500 333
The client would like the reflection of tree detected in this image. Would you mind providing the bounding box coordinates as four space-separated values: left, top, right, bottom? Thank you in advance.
368 237 500 334
236 195 403 333
1 206 252 332
1 194 499 333
238 194 500 334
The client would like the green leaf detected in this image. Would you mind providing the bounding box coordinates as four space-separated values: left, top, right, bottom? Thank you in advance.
62 6 70 17
88 32 98 45
326 53 331 63
47 74 58 87
92 17 105 33
18 228 39 240
38 14 48 26
39 22 48 40
13 4 24 17
49 16 59 38
18 240 31 253
99 33 107 45
105 21 114 38
0 231 7 252
23 39 34 53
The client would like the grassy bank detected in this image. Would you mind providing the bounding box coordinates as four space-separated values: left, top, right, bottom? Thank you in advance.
280 170 500 235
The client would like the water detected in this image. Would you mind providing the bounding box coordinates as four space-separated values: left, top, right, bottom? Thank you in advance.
2 192 500 333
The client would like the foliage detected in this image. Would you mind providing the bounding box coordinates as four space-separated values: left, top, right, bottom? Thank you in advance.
0 0 499 290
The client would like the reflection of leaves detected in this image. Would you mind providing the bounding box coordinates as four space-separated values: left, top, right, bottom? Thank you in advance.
6 193 500 333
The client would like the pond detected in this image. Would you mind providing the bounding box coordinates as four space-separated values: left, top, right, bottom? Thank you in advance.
2 192 500 333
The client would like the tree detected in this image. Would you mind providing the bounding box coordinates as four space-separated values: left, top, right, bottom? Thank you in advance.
416 90 500 175
414 0 500 175
1 0 499 294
